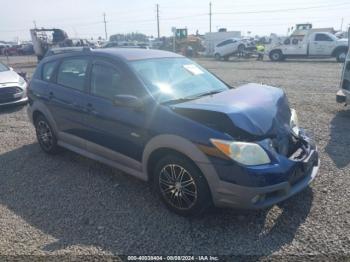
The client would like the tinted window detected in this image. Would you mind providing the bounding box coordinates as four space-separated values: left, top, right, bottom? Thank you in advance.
57 58 88 91
315 34 333 41
90 63 123 99
217 39 234 47
42 61 58 82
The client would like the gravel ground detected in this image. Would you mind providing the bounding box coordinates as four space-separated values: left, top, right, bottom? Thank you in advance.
0 56 349 260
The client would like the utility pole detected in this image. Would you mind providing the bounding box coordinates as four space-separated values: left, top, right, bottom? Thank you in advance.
103 13 108 40
340 17 344 31
209 2 212 33
33 20 37 29
156 4 160 39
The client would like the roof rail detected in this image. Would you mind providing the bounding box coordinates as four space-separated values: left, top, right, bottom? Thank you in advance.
45 46 92 57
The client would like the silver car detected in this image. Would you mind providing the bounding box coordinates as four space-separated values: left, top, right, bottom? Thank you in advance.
0 62 28 106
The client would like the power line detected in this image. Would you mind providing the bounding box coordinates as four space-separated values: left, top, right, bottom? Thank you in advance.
214 2 350 15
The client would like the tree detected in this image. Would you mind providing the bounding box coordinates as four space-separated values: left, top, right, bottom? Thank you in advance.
109 32 148 42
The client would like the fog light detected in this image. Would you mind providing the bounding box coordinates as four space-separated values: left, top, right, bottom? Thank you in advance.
251 194 266 204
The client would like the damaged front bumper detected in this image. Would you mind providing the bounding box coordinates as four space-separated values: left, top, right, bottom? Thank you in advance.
207 135 320 209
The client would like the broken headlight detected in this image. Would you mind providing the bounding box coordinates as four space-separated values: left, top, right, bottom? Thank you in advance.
290 109 300 136
210 139 271 166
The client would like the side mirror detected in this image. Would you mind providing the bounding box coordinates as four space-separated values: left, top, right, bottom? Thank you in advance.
113 95 143 109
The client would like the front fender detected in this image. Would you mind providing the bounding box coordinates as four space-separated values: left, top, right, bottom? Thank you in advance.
142 134 221 198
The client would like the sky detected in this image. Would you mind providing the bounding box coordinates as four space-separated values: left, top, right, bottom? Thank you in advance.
0 0 349 42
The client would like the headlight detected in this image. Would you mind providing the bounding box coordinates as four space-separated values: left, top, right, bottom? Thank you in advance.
210 139 271 166
290 108 300 136
18 76 26 87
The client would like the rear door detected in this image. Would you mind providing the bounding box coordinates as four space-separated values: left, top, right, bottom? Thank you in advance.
46 56 90 146
83 58 149 166
309 33 335 56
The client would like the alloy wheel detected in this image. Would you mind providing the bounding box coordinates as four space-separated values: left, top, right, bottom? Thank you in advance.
37 120 54 151
159 164 198 210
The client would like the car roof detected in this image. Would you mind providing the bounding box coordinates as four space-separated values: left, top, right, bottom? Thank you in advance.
92 48 183 61
42 47 184 64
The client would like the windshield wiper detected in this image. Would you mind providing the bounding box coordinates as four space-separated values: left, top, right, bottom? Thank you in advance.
161 97 195 105
186 89 226 100
161 89 226 105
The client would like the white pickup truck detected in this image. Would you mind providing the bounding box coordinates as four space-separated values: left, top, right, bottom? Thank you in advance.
268 32 348 62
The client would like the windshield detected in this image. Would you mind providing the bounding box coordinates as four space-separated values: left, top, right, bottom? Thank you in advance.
130 57 229 103
0 62 9 72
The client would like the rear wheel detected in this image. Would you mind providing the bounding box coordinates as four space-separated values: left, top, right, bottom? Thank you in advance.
336 50 347 63
34 115 60 154
269 50 284 61
214 53 221 61
237 44 245 53
153 154 212 216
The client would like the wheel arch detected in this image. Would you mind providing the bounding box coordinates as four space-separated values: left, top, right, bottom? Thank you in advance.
142 134 219 196
332 46 348 57
28 101 59 135
269 48 283 55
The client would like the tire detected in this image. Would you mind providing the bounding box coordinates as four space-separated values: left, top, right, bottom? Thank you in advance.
269 50 284 61
336 50 347 63
237 44 245 53
214 53 221 61
153 154 212 216
223 55 229 61
34 114 60 154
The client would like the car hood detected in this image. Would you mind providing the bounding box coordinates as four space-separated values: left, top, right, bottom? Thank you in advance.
337 38 348 45
0 70 20 84
172 83 292 139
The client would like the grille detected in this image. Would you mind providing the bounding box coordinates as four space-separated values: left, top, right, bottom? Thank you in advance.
0 86 23 104
0 87 22 95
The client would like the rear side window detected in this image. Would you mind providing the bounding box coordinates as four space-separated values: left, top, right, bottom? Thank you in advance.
57 58 89 91
90 63 123 99
42 61 58 82
217 39 234 47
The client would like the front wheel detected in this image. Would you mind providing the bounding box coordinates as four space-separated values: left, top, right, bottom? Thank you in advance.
336 50 347 63
269 50 284 61
153 154 212 216
214 53 221 60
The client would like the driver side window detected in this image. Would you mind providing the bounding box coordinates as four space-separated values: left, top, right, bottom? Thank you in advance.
90 61 143 99
90 63 123 99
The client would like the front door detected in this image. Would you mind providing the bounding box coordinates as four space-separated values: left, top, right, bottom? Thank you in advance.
309 33 335 56
83 58 149 167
